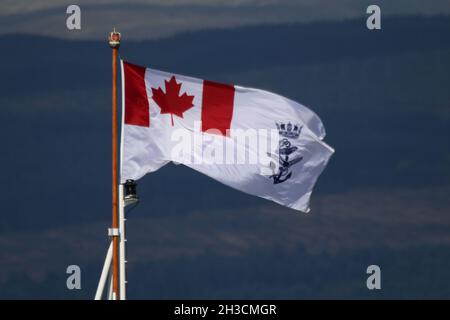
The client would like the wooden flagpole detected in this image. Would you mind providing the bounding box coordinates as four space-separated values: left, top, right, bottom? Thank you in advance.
108 28 121 300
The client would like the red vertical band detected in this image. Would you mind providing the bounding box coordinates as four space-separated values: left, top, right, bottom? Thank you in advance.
123 61 149 127
201 80 235 136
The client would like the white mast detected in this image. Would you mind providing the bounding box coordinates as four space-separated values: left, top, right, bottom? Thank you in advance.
95 183 134 300
118 184 127 299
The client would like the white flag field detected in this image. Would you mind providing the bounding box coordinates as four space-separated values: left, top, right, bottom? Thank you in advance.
120 60 334 212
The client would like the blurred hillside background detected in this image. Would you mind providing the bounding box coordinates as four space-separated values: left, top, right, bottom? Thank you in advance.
0 1 450 299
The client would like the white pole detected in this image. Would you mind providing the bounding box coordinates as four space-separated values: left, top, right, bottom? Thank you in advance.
108 272 113 300
118 184 127 300
94 242 113 300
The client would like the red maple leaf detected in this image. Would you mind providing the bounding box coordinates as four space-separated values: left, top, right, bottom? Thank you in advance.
151 76 194 126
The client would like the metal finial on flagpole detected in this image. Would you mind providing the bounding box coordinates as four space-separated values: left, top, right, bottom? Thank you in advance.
108 28 121 49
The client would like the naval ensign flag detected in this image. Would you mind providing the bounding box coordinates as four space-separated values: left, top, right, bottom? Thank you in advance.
120 61 334 212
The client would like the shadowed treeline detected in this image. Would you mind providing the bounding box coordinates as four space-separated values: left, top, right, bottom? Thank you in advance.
0 187 449 299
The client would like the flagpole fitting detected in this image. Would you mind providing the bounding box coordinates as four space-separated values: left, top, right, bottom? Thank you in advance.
108 228 120 237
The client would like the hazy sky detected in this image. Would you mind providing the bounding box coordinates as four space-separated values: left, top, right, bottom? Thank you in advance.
1 0 450 39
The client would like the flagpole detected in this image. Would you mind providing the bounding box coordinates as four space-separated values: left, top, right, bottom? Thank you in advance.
108 28 121 300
